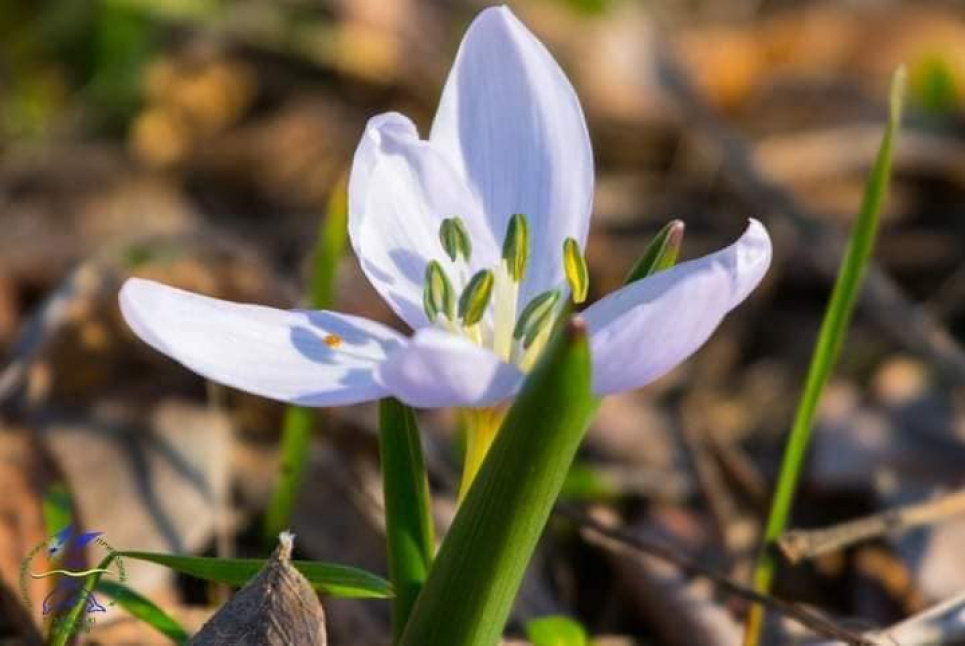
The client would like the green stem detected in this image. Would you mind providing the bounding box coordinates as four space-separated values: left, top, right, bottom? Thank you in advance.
398 319 598 646
379 399 435 642
47 553 116 646
263 406 316 538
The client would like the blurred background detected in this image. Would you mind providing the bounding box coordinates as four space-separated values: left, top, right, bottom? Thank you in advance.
2 0 965 644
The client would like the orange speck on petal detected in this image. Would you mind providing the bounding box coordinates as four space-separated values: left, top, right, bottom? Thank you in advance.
323 333 343 348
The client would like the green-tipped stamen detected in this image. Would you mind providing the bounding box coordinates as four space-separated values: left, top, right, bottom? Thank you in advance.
459 269 495 328
502 214 530 283
513 290 561 342
563 238 589 304
424 261 455 323
439 217 472 263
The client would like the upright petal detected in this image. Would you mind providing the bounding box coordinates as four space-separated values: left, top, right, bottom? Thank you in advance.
429 6 594 303
120 278 406 406
584 220 772 396
376 328 523 408
348 113 498 330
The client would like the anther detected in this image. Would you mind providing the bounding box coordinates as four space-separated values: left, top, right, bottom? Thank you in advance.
423 260 456 322
502 214 529 283
513 289 561 343
563 237 589 304
458 269 495 326
439 217 472 262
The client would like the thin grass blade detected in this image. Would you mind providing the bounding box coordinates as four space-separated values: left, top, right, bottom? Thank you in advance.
97 579 190 644
48 553 115 646
41 482 73 537
263 180 348 541
116 551 392 599
744 67 906 646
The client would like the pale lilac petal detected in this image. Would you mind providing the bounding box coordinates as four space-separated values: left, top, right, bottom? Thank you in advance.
348 113 498 330
376 328 523 408
348 112 418 229
584 220 772 396
119 278 406 406
429 6 594 304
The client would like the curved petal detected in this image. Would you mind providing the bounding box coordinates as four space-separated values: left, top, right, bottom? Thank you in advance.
119 278 406 406
348 113 499 330
376 328 523 408
429 6 594 304
583 220 772 396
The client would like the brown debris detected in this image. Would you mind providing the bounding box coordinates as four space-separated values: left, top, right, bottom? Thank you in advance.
187 532 326 646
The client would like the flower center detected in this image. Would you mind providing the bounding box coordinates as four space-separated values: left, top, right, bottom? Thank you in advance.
422 214 590 371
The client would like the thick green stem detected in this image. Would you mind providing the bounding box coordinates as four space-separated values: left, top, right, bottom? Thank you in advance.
398 319 598 646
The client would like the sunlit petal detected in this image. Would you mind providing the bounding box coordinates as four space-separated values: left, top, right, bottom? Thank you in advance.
584 220 772 395
348 113 499 329
120 278 405 406
376 328 523 408
429 6 594 303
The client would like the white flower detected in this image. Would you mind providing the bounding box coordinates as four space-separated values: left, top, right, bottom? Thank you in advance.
119 6 772 410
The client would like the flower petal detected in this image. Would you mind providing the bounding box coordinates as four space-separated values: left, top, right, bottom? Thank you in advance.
348 113 498 330
376 328 523 408
583 220 772 396
429 6 594 303
119 278 406 406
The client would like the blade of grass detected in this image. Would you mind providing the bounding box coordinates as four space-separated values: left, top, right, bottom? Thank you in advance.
48 550 390 646
48 553 115 646
41 482 73 537
263 180 348 541
117 551 391 599
379 399 435 642
398 318 597 646
744 68 905 646
97 579 189 644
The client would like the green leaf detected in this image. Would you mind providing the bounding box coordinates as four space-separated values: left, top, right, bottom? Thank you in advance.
117 551 392 599
49 547 390 646
263 180 348 541
623 220 685 284
745 67 905 645
97 579 189 644
398 318 598 646
526 616 588 646
379 399 435 642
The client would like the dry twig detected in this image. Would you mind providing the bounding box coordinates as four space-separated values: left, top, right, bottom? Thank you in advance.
560 505 874 646
780 489 965 564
